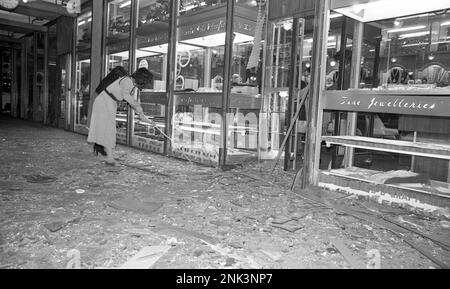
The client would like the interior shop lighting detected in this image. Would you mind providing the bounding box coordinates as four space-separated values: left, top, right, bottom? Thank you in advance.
330 13 343 19
119 0 131 8
330 58 337 67
387 25 426 34
333 0 448 23
181 33 254 48
399 31 429 39
140 43 197 54
403 40 450 47
78 20 86 26
441 21 450 27
402 42 427 47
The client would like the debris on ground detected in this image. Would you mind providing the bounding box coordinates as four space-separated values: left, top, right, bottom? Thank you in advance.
1 116 449 269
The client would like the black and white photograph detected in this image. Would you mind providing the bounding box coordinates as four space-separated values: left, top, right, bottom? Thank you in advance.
0 0 450 274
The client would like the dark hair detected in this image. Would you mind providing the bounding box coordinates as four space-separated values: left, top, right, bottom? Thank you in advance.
131 68 153 87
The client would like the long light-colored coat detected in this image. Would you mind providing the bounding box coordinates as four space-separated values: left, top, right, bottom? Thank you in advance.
87 77 137 149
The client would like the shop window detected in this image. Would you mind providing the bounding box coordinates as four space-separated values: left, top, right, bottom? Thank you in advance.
320 1 450 196
75 4 93 133
172 0 230 165
131 0 171 154
225 1 264 165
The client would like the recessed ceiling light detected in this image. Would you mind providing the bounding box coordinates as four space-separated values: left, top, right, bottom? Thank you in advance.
399 31 428 39
387 25 426 33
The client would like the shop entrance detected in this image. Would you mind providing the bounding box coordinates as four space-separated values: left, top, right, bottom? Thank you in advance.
261 17 307 171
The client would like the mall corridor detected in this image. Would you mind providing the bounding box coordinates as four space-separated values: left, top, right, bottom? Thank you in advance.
1 114 449 269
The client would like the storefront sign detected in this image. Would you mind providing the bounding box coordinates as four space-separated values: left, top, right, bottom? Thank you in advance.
180 17 255 41
323 92 450 117
175 93 222 107
137 32 169 47
174 93 261 109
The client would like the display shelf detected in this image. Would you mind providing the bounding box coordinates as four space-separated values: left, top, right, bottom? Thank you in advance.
323 135 450 160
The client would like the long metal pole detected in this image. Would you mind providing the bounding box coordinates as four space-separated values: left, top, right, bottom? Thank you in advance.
220 0 235 168
165 0 178 156
127 0 138 146
343 21 364 168
284 17 299 171
303 0 330 187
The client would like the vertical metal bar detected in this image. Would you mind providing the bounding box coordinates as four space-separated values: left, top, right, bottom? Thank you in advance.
89 0 104 128
10 49 16 118
344 21 363 168
165 0 178 156
337 17 347 90
33 32 38 121
411 131 417 171
71 18 77 131
21 40 27 119
66 53 72 130
331 18 347 168
220 0 235 168
293 19 305 171
43 31 49 124
372 37 381 88
284 17 299 171
204 48 212 88
128 0 138 146
258 1 269 161
303 0 330 187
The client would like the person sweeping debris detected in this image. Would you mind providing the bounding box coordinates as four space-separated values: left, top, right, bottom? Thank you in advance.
87 67 155 166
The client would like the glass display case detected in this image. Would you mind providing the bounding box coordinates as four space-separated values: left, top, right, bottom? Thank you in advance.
105 0 133 144
130 0 171 153
74 3 92 134
171 0 261 166
320 0 450 193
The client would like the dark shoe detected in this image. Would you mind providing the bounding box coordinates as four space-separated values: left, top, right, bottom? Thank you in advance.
93 143 107 156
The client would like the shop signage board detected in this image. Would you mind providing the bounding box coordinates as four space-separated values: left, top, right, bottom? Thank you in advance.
137 31 169 48
323 91 450 117
179 17 255 41
174 93 261 109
